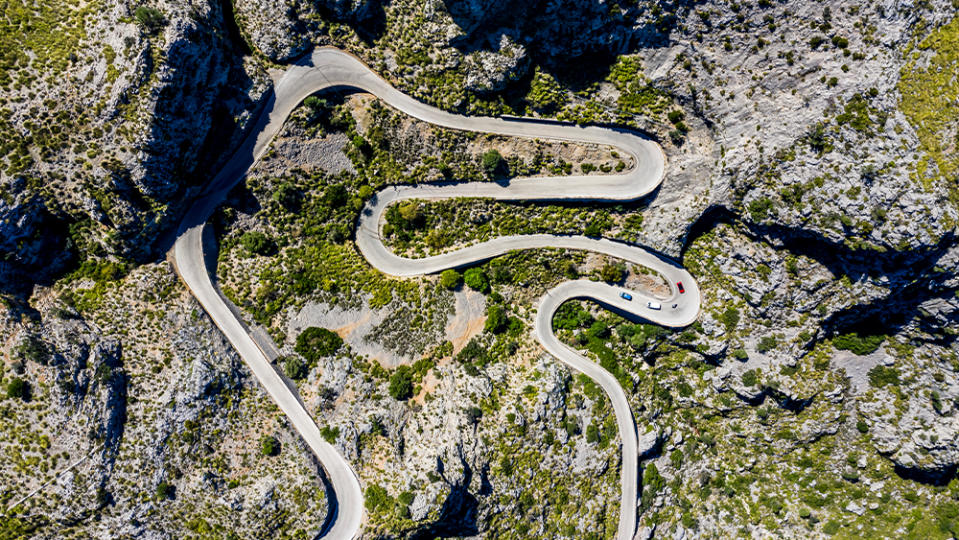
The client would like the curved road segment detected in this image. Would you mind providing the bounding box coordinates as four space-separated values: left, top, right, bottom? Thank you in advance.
173 47 700 540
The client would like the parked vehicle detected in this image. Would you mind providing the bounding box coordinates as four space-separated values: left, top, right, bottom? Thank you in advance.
647 301 662 310
620 292 632 301
676 281 685 294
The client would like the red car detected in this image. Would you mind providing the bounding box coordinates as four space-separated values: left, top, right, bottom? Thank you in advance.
676 282 685 294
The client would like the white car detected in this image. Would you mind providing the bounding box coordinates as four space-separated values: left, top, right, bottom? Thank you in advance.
647 301 662 310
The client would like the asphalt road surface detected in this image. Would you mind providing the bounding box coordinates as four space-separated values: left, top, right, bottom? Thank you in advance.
173 47 700 540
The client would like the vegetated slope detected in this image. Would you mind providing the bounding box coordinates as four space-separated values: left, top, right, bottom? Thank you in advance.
0 0 268 295
3 0 959 539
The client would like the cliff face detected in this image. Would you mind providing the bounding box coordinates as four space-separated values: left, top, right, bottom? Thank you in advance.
0 0 269 295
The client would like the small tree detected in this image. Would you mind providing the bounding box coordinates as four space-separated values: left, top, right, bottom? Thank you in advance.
283 356 308 380
586 423 600 444
466 406 483 424
388 366 414 401
272 182 301 210
757 336 778 353
14 336 49 365
295 327 343 362
463 268 490 293
260 435 280 456
484 305 508 334
439 269 461 290
239 231 275 256
6 377 29 400
134 7 166 34
323 184 349 208
320 426 340 444
598 262 625 283
481 149 504 175
303 96 331 125
155 481 174 500
587 320 609 339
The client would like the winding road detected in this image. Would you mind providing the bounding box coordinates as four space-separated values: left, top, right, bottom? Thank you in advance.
173 48 700 540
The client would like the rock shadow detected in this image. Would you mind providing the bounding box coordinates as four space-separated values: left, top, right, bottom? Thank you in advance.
681 205 959 345
135 1 260 263
412 454 479 538
441 0 673 91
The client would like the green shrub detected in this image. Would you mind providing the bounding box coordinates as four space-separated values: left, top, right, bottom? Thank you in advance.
134 7 166 33
365 484 392 513
239 231 275 256
456 339 491 374
670 449 684 468
832 332 885 355
282 356 308 380
320 426 340 444
526 68 568 112
484 304 508 334
439 269 461 290
587 320 609 338
272 182 301 210
389 366 414 400
481 149 504 175
295 327 343 362
757 336 778 353
641 463 664 510
155 481 174 500
259 435 280 456
748 198 774 221
463 268 490 293
719 307 740 332
14 336 49 365
867 365 899 388
741 369 759 387
6 377 29 400
598 262 625 283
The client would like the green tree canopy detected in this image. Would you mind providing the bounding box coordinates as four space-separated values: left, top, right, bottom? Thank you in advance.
6 377 29 400
439 269 461 290
259 435 280 456
134 7 166 34
283 356 308 380
463 268 490 293
389 366 414 401
239 231 275 256
481 149 504 175
484 304 508 334
598 262 625 283
295 327 343 362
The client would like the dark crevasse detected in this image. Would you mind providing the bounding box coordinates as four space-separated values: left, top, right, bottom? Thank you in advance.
215 0 252 55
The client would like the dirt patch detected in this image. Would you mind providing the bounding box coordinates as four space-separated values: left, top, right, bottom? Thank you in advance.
445 288 487 354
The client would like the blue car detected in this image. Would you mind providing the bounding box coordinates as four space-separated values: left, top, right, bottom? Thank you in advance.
620 292 632 301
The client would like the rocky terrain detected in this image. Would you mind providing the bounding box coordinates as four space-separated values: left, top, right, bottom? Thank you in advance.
2 0 959 538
